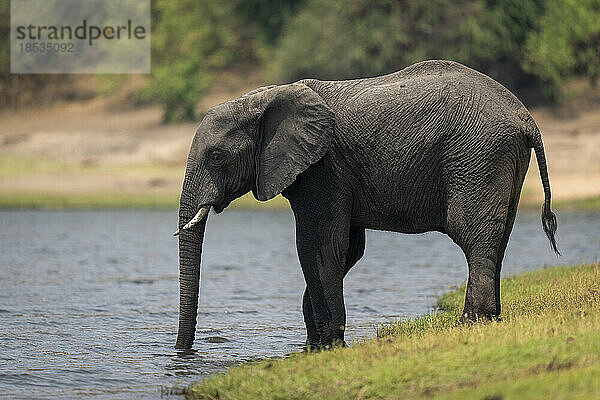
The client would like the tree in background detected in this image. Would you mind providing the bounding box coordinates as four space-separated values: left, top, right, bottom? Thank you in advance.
2 1 599 118
272 0 548 98
524 0 600 99
234 0 305 46
0 1 76 107
272 0 600 104
466 0 545 97
273 0 485 80
144 0 304 122
144 0 600 120
142 0 254 122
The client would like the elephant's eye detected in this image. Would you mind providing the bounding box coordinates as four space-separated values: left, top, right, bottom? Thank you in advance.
208 149 226 166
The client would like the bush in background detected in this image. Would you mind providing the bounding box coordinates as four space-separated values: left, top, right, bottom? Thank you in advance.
273 0 600 103
141 0 253 122
524 0 600 99
1 1 599 119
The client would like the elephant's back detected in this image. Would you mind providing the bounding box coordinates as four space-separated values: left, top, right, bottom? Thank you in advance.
394 60 528 116
305 60 529 127
311 60 533 154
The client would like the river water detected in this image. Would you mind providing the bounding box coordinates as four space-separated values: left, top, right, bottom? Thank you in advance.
0 209 598 398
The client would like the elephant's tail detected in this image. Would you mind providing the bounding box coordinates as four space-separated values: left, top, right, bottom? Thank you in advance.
527 121 560 255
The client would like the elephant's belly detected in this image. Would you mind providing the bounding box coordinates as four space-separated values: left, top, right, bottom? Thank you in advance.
350 165 447 234
351 200 447 235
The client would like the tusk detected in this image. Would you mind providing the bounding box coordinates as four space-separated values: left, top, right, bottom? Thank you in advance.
173 206 210 236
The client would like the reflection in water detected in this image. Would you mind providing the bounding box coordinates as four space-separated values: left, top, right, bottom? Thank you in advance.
0 209 598 398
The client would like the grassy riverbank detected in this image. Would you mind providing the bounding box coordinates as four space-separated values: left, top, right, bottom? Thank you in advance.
185 264 600 400
0 189 598 211
0 191 290 210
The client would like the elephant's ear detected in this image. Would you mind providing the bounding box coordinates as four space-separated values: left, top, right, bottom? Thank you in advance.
252 83 334 201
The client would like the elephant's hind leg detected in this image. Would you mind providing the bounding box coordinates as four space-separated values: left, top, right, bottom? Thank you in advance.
492 190 522 316
463 247 502 320
447 192 511 321
492 156 529 316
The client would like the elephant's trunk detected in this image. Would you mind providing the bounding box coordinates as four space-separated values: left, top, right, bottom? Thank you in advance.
175 194 209 349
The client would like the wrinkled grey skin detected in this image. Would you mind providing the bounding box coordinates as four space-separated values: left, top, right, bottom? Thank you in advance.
175 60 559 349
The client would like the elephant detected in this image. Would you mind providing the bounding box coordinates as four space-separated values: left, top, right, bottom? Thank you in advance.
173 60 559 349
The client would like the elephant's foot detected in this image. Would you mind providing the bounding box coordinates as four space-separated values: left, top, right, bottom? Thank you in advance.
304 332 321 351
302 340 322 352
305 326 321 348
460 300 500 323
461 297 498 322
305 339 346 352
322 339 347 350
318 323 346 348
460 309 495 323
462 257 499 322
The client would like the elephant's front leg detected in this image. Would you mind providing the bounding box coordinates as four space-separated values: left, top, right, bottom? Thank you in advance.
302 286 320 347
295 213 350 347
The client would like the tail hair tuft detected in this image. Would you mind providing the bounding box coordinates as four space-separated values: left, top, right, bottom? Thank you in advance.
541 206 560 255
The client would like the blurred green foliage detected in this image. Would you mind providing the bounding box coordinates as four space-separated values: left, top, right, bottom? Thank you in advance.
234 0 305 45
142 1 249 122
274 0 486 80
143 0 303 122
143 0 600 119
2 0 600 119
272 0 600 102
524 0 600 98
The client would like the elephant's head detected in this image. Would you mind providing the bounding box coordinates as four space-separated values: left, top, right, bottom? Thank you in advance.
174 83 334 349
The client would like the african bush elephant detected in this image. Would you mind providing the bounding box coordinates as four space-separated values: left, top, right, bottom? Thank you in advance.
173 60 559 349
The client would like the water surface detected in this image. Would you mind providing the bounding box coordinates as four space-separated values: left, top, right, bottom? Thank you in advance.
0 209 598 398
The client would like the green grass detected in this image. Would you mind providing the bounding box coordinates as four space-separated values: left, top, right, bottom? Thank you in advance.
1 190 596 211
0 191 180 209
0 153 290 209
0 191 289 210
554 196 600 211
185 264 600 400
519 187 600 211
